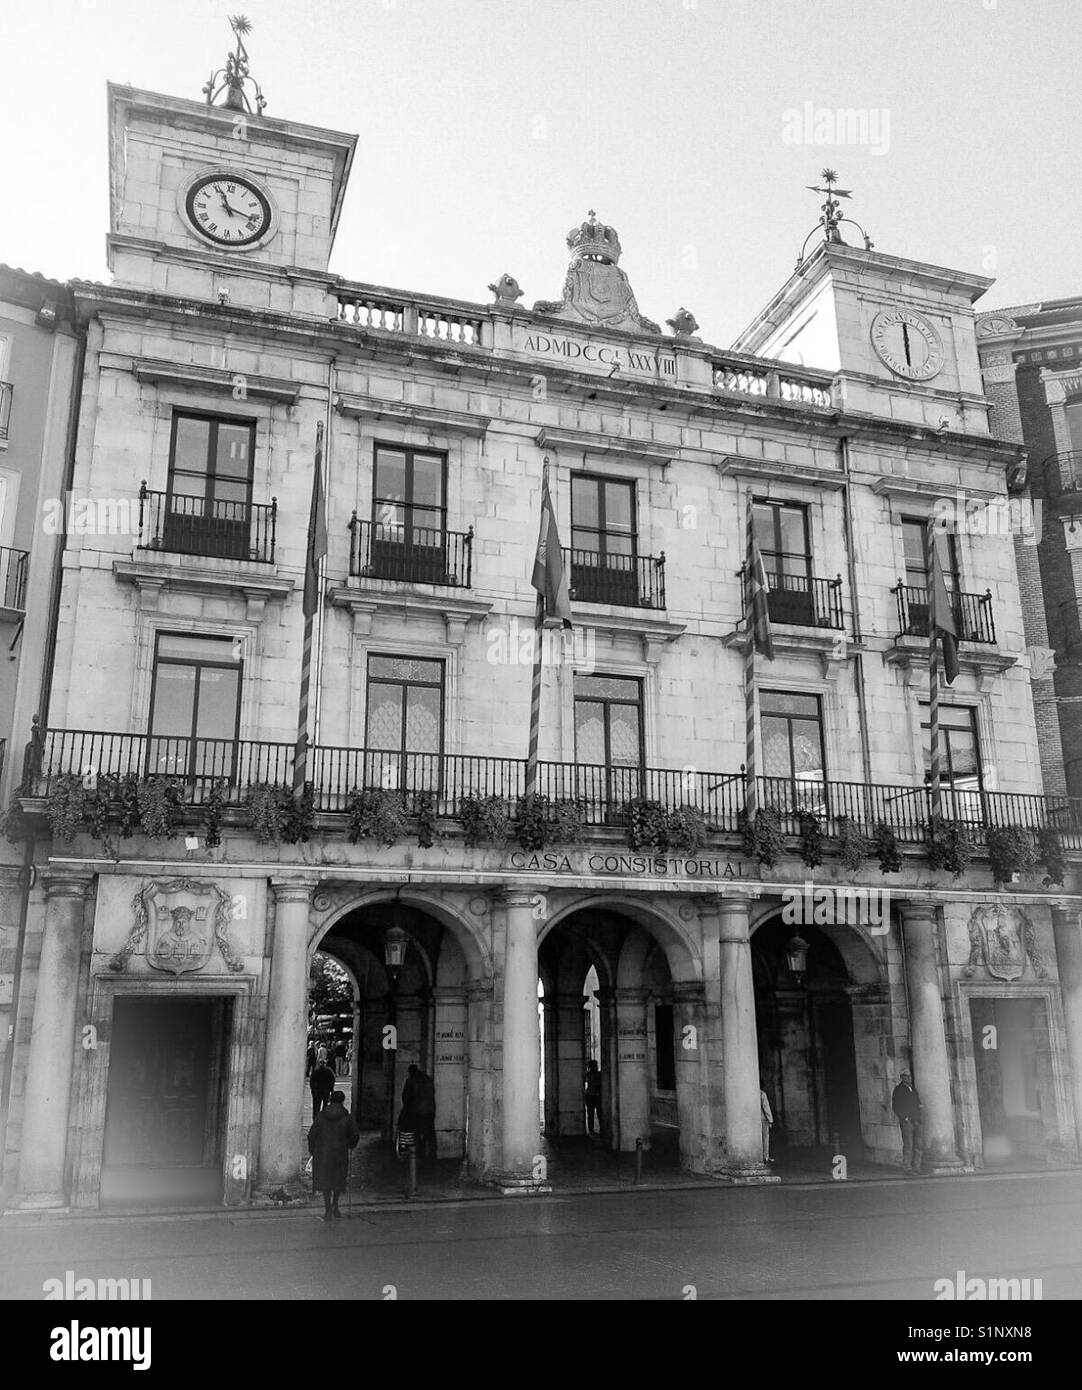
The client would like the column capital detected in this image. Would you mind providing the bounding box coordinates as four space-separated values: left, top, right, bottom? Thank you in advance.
270 881 314 906
42 872 93 902
499 888 541 909
898 899 938 927
615 987 650 1007
715 895 752 943
467 978 494 1003
672 979 705 1005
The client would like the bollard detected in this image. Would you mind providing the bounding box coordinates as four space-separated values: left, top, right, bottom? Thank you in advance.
407 1145 417 1199
634 1136 644 1184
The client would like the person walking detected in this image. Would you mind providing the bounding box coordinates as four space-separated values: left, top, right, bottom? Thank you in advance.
401 1064 437 1165
892 1070 923 1173
584 1060 602 1136
307 1090 360 1221
760 1087 774 1163
309 1058 336 1121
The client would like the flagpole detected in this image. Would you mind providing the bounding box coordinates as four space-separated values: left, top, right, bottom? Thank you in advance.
294 420 324 796
743 491 760 819
525 459 551 798
924 519 943 821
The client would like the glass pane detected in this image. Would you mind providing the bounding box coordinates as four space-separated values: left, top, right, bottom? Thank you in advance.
752 503 772 550
195 668 239 741
608 705 641 766
902 520 927 575
947 731 979 780
411 455 444 508
410 509 444 541
374 451 406 505
791 722 825 778
761 691 818 719
572 477 599 529
174 417 210 475
212 482 249 509
575 675 640 703
366 683 404 749
1068 404 1082 456
157 635 239 663
215 425 252 479
575 701 606 765
571 529 600 555
778 505 806 557
604 482 633 532
405 685 441 753
603 536 633 560
762 718 792 778
170 475 206 501
151 664 196 736
368 656 443 684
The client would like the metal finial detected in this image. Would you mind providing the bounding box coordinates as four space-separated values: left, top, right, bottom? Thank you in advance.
203 14 267 115
796 169 874 267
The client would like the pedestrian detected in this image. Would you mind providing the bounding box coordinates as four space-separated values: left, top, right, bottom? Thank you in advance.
345 1042 353 1077
309 1058 336 1121
307 1090 360 1221
335 1039 348 1076
401 1064 437 1165
892 1070 923 1173
305 1042 315 1077
584 1059 602 1135
760 1087 774 1163
315 1041 329 1067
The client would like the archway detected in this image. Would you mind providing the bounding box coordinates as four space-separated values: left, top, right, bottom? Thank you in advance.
752 914 882 1167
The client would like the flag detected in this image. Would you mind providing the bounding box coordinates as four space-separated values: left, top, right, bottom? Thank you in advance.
531 468 573 629
746 504 775 660
302 430 328 620
929 528 959 685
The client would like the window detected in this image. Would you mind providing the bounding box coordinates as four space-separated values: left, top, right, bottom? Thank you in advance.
165 413 255 560
370 446 448 583
920 703 982 789
901 516 959 592
753 500 814 625
364 654 444 791
570 475 639 606
761 690 826 812
148 634 242 780
574 674 644 807
1067 402 1082 457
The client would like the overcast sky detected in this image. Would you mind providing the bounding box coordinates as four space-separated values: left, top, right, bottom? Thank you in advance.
2 0 1076 346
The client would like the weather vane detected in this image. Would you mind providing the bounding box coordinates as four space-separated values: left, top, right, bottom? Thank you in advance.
796 169 874 266
203 14 267 114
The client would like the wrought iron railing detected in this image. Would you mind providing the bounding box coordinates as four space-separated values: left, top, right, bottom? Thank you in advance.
348 515 473 588
137 483 277 564
761 569 843 630
23 731 1082 851
893 582 996 644
0 546 29 611
0 381 11 441
563 548 666 609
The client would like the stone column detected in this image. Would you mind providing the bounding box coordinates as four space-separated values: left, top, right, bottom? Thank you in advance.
257 882 312 1194
672 980 705 1169
495 891 545 1189
614 987 650 1150
899 902 964 1173
715 896 775 1180
16 874 89 1207
555 991 587 1138
1052 907 1082 1156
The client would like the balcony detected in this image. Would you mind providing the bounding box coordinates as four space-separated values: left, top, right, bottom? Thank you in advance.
0 546 29 615
348 516 473 589
0 381 11 441
23 730 1082 853
763 571 843 630
892 583 996 645
137 483 277 564
564 548 666 610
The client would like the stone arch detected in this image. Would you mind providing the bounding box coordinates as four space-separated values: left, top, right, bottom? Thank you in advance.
541 893 701 985
751 901 886 988
309 887 492 983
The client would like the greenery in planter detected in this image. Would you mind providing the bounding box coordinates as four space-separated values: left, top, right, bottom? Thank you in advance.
873 822 902 874
515 794 552 852
138 776 183 840
798 811 824 869
835 815 873 872
985 825 1038 885
551 797 587 847
457 794 512 849
1038 827 1067 888
281 785 315 845
926 816 973 877
416 792 438 849
739 807 784 868
46 774 87 845
201 779 229 850
626 798 671 853
116 774 142 840
666 805 708 857
247 782 285 845
84 774 121 858
347 788 409 847
1 785 32 844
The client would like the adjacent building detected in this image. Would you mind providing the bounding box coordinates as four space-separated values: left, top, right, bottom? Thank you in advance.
4 58 1082 1210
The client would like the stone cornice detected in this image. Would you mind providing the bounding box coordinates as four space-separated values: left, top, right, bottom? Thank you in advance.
113 558 294 621
335 393 490 437
131 358 301 404
719 455 845 489
535 426 672 467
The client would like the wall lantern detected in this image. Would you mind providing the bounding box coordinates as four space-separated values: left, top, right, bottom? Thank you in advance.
786 932 810 984
383 923 409 981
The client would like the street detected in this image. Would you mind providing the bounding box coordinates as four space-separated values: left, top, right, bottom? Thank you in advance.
2 1171 1080 1302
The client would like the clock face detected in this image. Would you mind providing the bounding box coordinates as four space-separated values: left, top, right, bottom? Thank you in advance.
184 174 272 248
870 308 945 381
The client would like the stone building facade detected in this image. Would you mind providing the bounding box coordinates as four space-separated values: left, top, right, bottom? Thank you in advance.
5 76 1082 1209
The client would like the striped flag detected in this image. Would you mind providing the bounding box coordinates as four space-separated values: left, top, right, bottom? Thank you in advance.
743 498 772 819
531 467 573 629
295 422 327 793
746 503 774 660
928 527 959 685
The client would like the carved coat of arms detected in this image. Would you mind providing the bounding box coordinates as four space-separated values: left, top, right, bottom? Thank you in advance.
110 879 243 975
964 904 1046 982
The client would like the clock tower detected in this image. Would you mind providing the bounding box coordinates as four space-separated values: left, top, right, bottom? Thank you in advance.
732 174 994 436
106 26 356 317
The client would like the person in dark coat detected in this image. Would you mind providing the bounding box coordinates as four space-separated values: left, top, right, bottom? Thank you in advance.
308 1091 360 1220
309 1059 336 1121
584 1060 602 1135
892 1071 923 1174
401 1064 437 1164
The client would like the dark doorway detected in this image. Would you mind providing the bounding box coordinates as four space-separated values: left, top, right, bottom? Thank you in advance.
101 996 231 1206
970 997 1049 1164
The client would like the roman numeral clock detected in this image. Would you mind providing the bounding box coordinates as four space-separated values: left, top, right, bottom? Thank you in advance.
178 169 278 249
870 306 945 381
